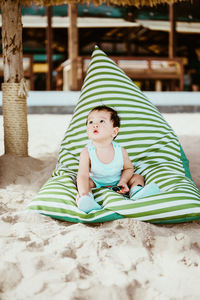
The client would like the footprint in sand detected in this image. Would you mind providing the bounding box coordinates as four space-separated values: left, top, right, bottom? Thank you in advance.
77 264 92 279
65 263 92 282
18 234 31 242
61 247 77 259
0 262 22 292
1 213 19 224
0 203 9 214
26 240 44 250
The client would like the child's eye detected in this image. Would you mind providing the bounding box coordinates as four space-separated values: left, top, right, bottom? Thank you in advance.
100 120 105 124
88 120 93 124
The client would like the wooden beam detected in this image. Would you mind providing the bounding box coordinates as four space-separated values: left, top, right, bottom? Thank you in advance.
46 6 53 90
68 4 79 91
169 3 176 59
125 28 132 56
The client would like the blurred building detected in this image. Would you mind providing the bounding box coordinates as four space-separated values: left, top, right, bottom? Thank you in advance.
0 1 200 91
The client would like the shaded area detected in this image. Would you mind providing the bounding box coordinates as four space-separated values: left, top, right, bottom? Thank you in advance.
1 2 200 90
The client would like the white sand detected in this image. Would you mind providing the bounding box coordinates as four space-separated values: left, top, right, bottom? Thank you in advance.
0 113 200 300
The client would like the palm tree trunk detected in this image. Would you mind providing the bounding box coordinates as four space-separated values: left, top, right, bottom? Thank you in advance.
1 0 28 156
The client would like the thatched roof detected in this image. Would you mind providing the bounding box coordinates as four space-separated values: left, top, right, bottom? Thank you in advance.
5 0 189 8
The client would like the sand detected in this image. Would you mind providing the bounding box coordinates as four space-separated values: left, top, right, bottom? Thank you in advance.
0 113 200 300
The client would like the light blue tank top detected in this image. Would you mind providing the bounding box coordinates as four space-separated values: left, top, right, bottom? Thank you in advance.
87 140 124 188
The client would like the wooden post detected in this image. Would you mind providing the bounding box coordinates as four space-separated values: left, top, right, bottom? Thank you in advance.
1 0 28 156
125 28 132 56
169 3 176 59
169 3 177 90
68 4 79 91
46 6 53 90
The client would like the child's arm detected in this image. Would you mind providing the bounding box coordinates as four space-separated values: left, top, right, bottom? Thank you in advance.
77 148 91 201
118 147 134 194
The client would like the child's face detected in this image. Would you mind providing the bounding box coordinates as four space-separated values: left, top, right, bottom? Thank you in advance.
87 110 119 142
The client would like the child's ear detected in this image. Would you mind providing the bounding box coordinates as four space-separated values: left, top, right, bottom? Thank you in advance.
113 127 119 138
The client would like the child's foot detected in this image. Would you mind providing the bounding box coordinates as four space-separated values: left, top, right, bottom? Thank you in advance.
129 185 143 198
77 193 102 213
130 182 160 200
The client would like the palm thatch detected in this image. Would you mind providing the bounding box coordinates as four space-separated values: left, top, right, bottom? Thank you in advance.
0 0 189 7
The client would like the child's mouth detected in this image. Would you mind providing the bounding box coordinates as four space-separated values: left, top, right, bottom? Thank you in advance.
93 130 98 134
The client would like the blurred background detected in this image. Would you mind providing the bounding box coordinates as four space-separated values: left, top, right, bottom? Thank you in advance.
1 1 200 92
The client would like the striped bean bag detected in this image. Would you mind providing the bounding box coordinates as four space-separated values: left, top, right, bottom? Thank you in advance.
28 46 200 224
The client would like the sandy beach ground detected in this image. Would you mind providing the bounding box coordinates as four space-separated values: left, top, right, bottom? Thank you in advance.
0 113 200 300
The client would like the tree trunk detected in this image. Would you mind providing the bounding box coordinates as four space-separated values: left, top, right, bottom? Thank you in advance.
1 0 28 156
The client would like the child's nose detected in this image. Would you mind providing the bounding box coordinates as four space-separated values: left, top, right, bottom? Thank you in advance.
93 123 98 128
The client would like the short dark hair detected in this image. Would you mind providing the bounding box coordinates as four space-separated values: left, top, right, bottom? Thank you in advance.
87 105 120 127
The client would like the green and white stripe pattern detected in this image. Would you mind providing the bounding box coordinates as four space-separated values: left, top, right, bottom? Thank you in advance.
28 46 200 223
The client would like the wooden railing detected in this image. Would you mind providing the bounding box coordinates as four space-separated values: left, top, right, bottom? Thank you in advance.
56 56 184 91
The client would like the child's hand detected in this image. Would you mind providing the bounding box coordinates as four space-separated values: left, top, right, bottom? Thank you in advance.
117 182 129 194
